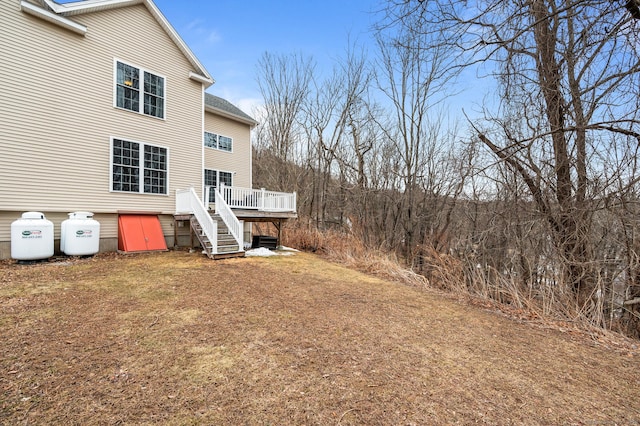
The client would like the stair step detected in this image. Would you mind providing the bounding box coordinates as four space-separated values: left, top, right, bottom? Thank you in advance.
213 252 246 260
218 246 240 253
218 243 237 249
188 212 244 260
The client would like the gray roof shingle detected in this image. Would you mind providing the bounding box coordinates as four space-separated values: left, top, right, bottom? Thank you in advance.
204 93 257 125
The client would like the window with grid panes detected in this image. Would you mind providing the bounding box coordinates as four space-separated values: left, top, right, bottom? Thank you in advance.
143 145 167 194
112 138 167 194
218 135 232 152
204 169 233 202
116 61 164 119
204 132 217 149
112 139 140 192
203 131 232 152
219 171 232 187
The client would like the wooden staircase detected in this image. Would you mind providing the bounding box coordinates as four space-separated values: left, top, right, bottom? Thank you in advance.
190 214 245 260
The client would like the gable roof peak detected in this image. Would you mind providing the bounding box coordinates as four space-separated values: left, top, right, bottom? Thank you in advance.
37 0 214 87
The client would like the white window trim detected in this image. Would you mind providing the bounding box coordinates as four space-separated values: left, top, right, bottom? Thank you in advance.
113 58 167 120
204 131 217 150
204 168 234 201
110 136 170 196
204 168 234 187
218 170 234 187
203 131 233 153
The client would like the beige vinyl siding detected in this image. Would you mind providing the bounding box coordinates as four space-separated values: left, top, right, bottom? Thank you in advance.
204 112 252 189
0 211 174 250
0 3 203 217
0 210 118 241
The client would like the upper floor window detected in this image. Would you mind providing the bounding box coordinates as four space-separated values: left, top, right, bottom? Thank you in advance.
204 131 232 152
112 138 168 195
115 61 165 119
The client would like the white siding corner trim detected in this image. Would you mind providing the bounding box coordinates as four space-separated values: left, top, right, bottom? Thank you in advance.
20 1 87 35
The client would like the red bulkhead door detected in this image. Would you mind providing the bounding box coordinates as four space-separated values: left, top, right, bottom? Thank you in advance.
118 215 168 252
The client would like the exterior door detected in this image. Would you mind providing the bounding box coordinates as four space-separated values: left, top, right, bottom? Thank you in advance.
118 214 167 252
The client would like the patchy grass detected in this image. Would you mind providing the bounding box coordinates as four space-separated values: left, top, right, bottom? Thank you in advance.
1 250 640 425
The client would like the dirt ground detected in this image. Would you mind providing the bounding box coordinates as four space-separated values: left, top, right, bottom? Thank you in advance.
1 250 640 425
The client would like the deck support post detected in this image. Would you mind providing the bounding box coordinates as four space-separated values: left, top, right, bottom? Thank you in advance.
272 219 283 248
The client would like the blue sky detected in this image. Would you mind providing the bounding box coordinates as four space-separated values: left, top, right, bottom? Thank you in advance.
153 0 382 115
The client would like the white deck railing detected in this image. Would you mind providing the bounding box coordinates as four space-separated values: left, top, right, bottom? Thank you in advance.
216 184 297 212
176 187 218 255
214 187 243 249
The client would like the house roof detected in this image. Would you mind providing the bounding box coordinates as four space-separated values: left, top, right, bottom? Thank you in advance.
204 93 258 127
27 0 214 87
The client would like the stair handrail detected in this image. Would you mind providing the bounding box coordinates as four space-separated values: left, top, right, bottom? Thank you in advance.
215 185 243 250
176 187 217 254
218 185 297 212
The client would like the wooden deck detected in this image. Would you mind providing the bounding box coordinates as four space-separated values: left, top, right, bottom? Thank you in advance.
230 209 297 222
175 186 296 258
173 208 296 255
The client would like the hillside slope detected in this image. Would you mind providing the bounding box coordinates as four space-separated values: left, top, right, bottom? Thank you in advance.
1 251 639 425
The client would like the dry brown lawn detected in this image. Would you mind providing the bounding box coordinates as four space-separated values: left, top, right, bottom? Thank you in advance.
1 250 640 425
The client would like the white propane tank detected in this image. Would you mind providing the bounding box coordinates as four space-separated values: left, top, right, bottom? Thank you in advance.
11 212 54 260
61 211 100 256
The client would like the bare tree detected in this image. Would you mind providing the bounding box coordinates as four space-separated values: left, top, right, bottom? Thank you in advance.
255 52 314 190
252 2 640 336
380 0 640 328
374 16 460 260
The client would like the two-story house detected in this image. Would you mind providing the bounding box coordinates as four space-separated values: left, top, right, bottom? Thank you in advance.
0 0 296 260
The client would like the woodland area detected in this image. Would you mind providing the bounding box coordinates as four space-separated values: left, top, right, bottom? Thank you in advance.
251 1 640 338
